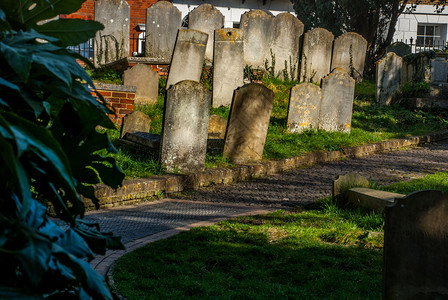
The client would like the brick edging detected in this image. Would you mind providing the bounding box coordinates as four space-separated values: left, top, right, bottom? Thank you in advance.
86 130 448 208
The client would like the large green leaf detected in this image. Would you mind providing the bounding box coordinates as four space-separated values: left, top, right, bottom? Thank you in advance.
0 286 42 299
34 19 103 47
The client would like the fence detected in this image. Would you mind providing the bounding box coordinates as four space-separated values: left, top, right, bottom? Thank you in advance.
394 37 448 53
68 38 94 60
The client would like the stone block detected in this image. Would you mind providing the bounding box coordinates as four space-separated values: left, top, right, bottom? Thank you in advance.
331 32 367 82
123 64 159 105
287 83 322 133
430 57 448 83
347 187 404 212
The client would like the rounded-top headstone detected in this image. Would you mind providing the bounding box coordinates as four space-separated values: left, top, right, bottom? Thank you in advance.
120 111 151 138
287 83 322 133
387 41 412 58
123 64 159 105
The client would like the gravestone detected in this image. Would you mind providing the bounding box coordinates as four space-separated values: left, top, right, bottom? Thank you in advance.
287 83 322 133
160 81 211 173
166 29 208 89
387 41 412 58
223 84 274 164
208 115 227 139
331 32 368 82
319 68 355 133
332 173 369 197
94 0 130 66
120 111 151 138
268 13 304 80
383 190 448 299
430 57 448 83
300 28 334 83
376 52 403 106
145 1 181 62
213 28 244 108
123 64 159 105
240 10 273 67
188 4 224 63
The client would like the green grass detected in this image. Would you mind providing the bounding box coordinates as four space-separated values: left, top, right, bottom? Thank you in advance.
381 171 448 195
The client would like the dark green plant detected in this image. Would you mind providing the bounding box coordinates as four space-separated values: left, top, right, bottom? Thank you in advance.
0 0 125 298
200 63 213 91
400 81 430 98
87 66 123 85
244 65 263 83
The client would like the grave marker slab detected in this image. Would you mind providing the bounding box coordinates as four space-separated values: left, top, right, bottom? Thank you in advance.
223 84 274 164
430 57 448 83
123 64 159 105
376 52 403 106
287 83 322 133
331 32 367 82
120 111 151 138
161 81 211 173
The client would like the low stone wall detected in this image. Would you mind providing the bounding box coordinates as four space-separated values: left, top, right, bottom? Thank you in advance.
85 130 448 208
94 82 136 125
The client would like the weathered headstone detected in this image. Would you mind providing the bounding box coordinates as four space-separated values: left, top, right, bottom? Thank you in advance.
287 83 322 133
332 173 369 197
208 115 227 139
319 68 355 133
376 52 403 106
94 0 130 66
240 10 273 67
383 190 448 299
166 29 208 89
430 57 448 83
223 84 275 164
123 64 159 105
160 81 211 173
331 32 368 82
145 1 181 62
213 28 244 108
387 41 412 58
300 28 334 83
120 111 151 138
188 4 224 63
268 13 304 80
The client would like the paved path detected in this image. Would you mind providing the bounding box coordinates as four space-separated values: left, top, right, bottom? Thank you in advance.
88 140 448 276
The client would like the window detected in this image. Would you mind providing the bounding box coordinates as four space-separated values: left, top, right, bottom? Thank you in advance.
68 38 94 60
417 24 442 47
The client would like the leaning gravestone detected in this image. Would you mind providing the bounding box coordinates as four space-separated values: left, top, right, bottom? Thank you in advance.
145 1 181 62
240 10 273 67
161 81 211 173
120 111 151 138
213 28 244 108
376 52 403 106
188 4 224 63
430 56 448 83
383 190 448 299
287 83 322 133
268 13 304 80
319 68 355 133
166 29 208 89
300 28 334 83
332 173 369 197
223 84 275 164
123 64 159 105
387 41 412 58
331 32 368 82
94 0 130 66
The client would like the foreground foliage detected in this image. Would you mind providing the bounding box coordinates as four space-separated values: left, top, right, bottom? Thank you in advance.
0 0 124 298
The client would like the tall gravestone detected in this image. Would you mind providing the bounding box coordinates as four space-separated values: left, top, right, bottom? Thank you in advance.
161 81 211 173
213 28 244 108
94 0 130 66
223 84 274 164
376 52 403 106
287 83 322 133
123 64 159 105
268 13 304 80
166 29 208 89
331 32 368 82
383 190 448 299
188 4 224 63
240 10 273 67
319 68 355 133
300 28 334 83
430 57 448 83
145 1 181 62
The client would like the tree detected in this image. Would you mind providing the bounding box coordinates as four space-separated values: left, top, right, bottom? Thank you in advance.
291 0 447 75
0 0 125 298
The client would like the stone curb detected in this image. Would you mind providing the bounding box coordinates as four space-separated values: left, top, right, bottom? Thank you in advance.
85 130 448 209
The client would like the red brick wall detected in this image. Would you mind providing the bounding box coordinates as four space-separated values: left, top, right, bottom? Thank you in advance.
97 90 135 125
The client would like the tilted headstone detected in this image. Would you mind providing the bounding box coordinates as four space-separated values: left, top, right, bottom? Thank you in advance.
240 10 273 67
120 111 151 138
145 1 181 62
161 81 211 173
319 68 355 133
287 83 322 133
331 32 368 82
430 57 448 83
387 41 412 58
376 52 403 106
213 28 244 108
94 0 130 66
300 28 334 84
123 64 159 105
268 13 304 80
188 4 224 63
332 173 369 197
383 190 448 299
166 29 208 89
223 84 275 164
208 114 227 139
